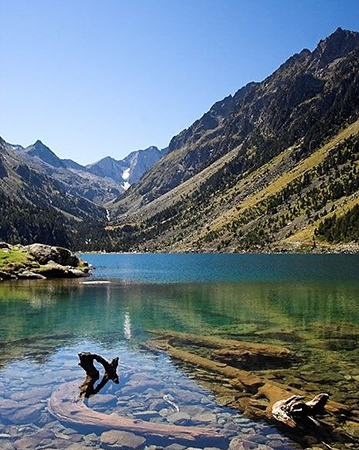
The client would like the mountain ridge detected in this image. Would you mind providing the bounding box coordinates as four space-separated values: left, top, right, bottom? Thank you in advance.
86 145 166 188
97 27 359 252
113 28 359 214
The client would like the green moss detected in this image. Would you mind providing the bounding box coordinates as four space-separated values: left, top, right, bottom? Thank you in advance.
0 248 31 272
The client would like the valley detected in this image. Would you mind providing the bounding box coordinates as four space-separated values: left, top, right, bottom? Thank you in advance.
1 28 359 253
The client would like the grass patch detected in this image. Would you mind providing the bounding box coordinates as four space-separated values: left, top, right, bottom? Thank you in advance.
0 248 31 272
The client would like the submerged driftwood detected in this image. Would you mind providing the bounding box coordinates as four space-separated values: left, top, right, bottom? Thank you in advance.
48 352 221 443
272 394 329 428
148 330 295 370
144 330 356 447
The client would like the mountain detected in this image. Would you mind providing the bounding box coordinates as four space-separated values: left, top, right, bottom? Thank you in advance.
0 138 108 247
95 28 359 253
24 140 66 168
2 28 359 252
86 146 164 189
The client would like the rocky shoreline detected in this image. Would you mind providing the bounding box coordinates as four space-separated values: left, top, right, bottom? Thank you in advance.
0 243 92 281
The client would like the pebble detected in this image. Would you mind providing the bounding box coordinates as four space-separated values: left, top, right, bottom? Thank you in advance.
167 411 191 423
7 404 43 424
100 430 146 448
229 437 258 450
88 394 117 407
133 410 160 419
0 433 12 439
163 444 186 450
83 432 99 445
0 442 16 450
192 412 217 423
343 420 359 438
13 436 41 450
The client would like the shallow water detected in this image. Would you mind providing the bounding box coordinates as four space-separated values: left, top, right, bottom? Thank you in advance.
0 254 359 449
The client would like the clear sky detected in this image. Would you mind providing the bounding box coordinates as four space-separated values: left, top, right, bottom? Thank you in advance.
1 0 358 164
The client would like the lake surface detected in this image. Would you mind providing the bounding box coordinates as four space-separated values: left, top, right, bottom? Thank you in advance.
1 254 359 450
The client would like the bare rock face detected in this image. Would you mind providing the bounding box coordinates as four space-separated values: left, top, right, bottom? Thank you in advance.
25 243 80 267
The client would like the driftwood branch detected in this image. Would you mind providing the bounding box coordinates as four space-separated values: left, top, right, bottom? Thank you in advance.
48 381 221 442
272 394 329 428
78 352 119 381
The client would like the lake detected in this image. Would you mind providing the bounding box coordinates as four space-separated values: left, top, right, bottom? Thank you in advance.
0 254 359 450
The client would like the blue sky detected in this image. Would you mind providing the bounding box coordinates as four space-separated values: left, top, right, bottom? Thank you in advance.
1 0 358 164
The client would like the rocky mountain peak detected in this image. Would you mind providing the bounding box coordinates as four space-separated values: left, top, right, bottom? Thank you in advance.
33 139 45 147
25 140 65 169
311 27 359 70
86 146 163 186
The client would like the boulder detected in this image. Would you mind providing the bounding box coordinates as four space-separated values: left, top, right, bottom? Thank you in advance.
25 243 80 267
34 262 69 278
34 262 88 278
68 268 90 278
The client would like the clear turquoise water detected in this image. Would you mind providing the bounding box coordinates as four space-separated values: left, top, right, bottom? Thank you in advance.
0 254 359 449
79 252 359 285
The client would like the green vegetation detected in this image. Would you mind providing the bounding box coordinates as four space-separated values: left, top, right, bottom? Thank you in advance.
0 247 31 272
315 205 359 243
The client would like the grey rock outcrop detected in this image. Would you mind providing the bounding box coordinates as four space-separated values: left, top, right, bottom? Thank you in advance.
0 243 91 281
25 243 80 267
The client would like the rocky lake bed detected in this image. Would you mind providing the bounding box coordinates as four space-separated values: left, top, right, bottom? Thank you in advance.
1 253 359 450
0 337 300 450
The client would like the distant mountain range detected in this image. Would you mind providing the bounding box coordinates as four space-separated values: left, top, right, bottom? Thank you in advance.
2 139 166 202
86 146 168 188
1 28 359 251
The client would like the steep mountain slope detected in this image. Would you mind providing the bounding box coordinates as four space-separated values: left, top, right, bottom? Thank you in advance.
112 28 359 216
62 159 87 171
0 138 108 246
86 145 165 189
98 28 359 252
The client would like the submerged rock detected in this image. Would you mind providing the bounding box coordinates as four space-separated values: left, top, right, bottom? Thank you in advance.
100 430 146 448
